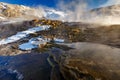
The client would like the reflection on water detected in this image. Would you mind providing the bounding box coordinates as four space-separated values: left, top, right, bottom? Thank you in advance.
0 53 51 80
0 68 23 80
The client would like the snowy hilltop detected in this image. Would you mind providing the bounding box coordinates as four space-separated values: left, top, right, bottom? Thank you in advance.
0 2 66 22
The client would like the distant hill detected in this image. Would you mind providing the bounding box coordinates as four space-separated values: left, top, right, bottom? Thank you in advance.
0 2 66 21
82 4 120 25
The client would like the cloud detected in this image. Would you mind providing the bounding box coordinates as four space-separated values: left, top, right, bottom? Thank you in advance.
101 0 120 7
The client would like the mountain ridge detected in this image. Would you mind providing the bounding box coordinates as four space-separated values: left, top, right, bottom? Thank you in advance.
0 2 44 21
0 2 66 22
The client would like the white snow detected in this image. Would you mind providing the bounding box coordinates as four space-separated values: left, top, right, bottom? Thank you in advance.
19 36 50 50
0 20 65 50
29 36 48 45
1 21 21 25
0 2 7 9
0 25 50 45
54 38 65 43
0 16 6 20
19 43 38 50
44 9 66 20
19 36 65 50
20 5 30 10
46 9 66 17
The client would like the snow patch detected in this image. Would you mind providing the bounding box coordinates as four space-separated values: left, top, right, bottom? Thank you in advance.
19 36 64 50
54 38 65 43
19 36 65 50
19 36 50 50
0 2 7 9
1 21 22 25
0 25 50 45
19 43 38 50
0 16 6 20
44 9 66 20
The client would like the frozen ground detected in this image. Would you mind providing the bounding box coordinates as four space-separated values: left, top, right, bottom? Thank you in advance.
19 36 65 50
0 25 50 45
19 36 50 50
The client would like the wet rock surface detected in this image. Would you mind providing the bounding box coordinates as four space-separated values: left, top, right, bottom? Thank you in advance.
49 43 120 80
0 53 51 80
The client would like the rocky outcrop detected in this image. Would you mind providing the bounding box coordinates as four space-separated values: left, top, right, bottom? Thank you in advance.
0 2 44 20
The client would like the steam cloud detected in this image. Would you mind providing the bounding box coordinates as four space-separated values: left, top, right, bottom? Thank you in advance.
33 0 120 25
33 6 45 18
57 0 87 22
56 0 120 25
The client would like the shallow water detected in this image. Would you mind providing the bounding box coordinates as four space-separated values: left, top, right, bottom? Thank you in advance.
0 53 51 80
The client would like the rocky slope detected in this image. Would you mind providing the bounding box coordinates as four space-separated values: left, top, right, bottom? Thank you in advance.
0 2 44 21
0 2 66 22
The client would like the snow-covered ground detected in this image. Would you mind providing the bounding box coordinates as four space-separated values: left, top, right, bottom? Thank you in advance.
0 23 65 50
0 21 22 25
54 38 64 43
0 25 50 45
19 36 65 50
44 9 66 21
19 36 50 50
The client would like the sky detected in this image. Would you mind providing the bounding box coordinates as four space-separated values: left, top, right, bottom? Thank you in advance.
0 0 57 7
0 0 107 8
0 0 119 8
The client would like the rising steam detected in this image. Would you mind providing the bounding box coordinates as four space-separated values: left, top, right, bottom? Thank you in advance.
32 0 120 25
54 0 120 25
33 6 45 18
56 0 87 22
